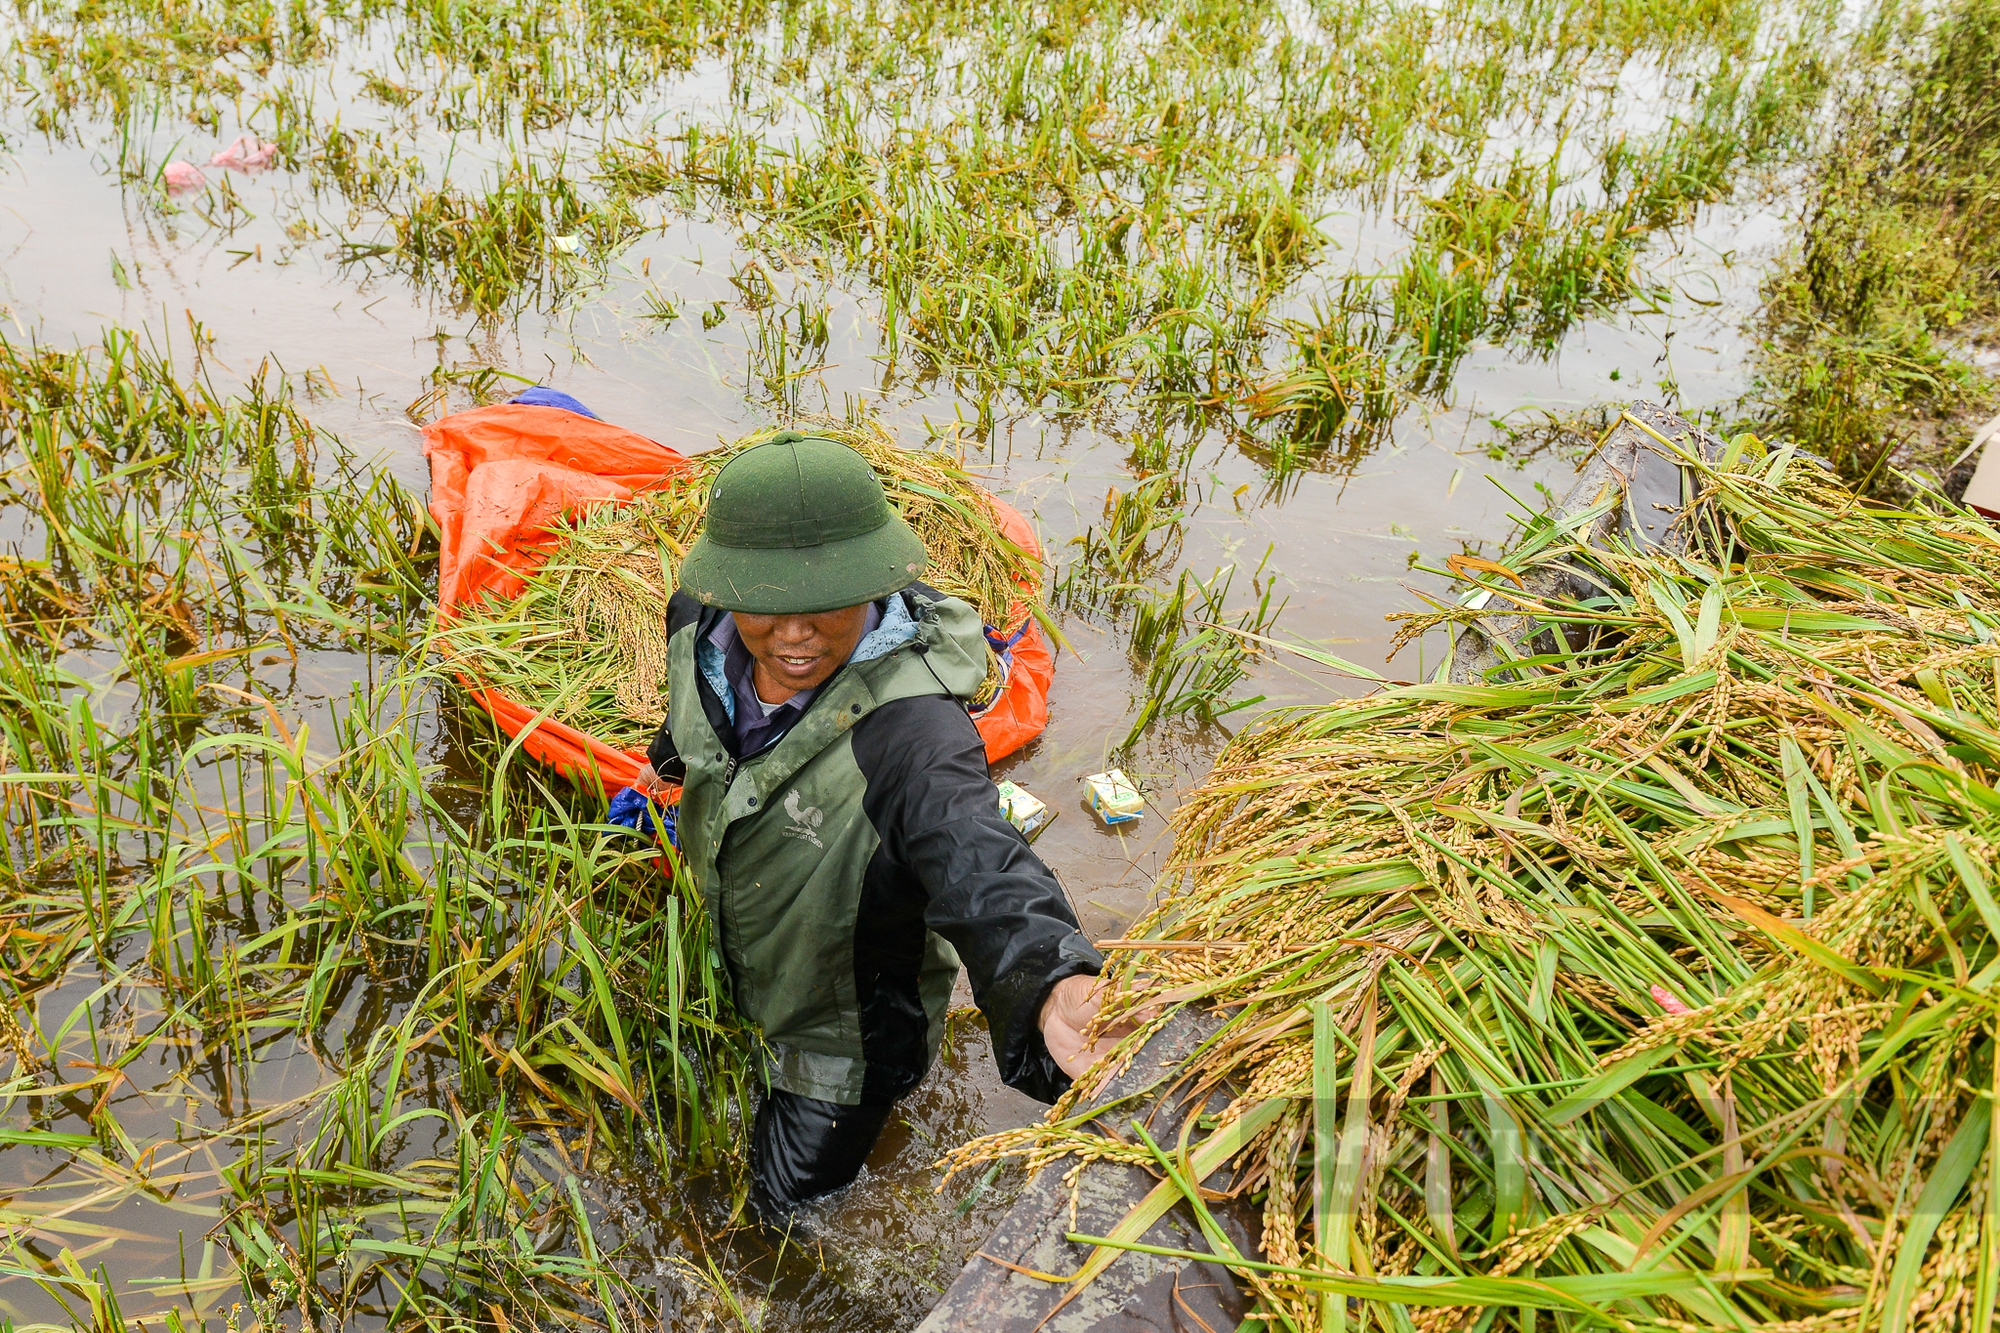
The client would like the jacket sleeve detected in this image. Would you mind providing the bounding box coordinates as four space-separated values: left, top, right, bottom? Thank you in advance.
645 717 684 782
853 694 1102 1103
644 591 709 782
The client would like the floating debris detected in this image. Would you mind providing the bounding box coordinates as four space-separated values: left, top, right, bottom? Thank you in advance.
208 134 277 172
1084 769 1144 825
161 160 205 194
997 780 1051 839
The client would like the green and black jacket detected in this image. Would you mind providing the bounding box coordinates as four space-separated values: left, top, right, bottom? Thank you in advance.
646 582 1100 1106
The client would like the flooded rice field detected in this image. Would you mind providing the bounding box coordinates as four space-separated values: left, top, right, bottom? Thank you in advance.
0 0 1921 1327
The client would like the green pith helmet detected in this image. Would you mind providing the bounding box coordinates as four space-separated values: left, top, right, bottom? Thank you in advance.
677 432 928 614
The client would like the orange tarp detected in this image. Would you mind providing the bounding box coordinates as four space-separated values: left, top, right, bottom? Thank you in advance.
424 402 1052 796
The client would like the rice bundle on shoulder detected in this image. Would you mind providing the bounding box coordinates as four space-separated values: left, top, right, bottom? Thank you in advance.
436 419 1042 752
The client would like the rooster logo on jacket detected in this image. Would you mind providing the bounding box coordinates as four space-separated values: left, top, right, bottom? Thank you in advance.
782 789 824 847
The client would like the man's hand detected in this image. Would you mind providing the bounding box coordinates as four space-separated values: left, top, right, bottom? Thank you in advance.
1038 974 1129 1080
634 762 668 796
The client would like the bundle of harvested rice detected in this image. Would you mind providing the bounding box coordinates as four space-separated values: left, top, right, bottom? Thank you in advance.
433 419 1044 751
949 422 2000 1332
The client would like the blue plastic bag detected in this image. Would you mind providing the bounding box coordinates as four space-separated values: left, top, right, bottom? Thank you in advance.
608 786 677 847
509 386 600 419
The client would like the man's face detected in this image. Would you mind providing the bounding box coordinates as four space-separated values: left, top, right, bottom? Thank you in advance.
734 603 871 700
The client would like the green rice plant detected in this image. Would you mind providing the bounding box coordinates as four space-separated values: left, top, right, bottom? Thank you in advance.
1744 0 2000 491
2 0 1867 450
0 325 762 1327
1120 549 1285 748
406 362 539 423
951 423 2000 1330
1244 285 1398 470
0 638 751 1327
1057 472 1188 610
392 154 646 314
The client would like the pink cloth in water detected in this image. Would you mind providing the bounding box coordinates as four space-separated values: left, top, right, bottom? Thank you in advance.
162 161 207 194
209 135 277 172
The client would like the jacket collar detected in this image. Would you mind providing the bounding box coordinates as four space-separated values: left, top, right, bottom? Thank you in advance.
850 590 919 663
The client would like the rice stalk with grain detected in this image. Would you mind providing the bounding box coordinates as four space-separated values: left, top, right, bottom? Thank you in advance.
947 431 2000 1333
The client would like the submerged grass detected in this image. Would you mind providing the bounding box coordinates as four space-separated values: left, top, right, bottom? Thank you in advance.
1743 0 2000 492
3 0 1855 465
432 416 1045 752
950 423 2000 1329
591 0 1841 458
0 328 773 1329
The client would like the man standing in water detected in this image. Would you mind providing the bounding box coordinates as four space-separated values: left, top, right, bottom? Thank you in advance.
627 431 1115 1222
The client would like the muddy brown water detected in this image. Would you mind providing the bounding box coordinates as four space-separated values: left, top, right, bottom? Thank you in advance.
0 49 1791 1333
